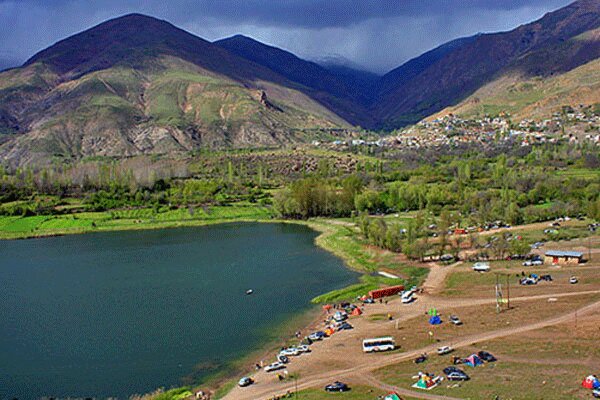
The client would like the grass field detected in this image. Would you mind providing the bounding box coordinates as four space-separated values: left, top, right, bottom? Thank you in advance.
0 203 276 239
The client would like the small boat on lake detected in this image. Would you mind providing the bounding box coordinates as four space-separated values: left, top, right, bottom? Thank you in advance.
246 289 254 295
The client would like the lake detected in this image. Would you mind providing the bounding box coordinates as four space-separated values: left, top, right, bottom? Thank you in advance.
0 223 358 399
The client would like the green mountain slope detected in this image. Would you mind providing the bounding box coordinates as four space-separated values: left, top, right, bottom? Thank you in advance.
0 16 350 166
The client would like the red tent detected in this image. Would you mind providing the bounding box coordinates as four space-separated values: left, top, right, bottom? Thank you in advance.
582 375 600 389
322 304 332 311
351 307 363 316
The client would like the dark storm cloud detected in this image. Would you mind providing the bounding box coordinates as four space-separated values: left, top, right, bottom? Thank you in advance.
0 0 575 73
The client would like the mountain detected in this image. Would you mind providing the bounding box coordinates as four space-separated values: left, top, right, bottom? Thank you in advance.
375 0 600 127
214 35 375 126
318 64 380 104
0 14 351 166
0 1 599 166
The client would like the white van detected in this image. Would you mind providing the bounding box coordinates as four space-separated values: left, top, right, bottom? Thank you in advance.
401 291 415 304
362 337 396 353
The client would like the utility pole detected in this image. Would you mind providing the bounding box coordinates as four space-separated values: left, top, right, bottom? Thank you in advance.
506 274 510 310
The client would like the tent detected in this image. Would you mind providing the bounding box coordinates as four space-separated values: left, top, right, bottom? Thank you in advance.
384 393 402 400
322 304 332 312
463 354 483 367
324 327 335 336
429 315 442 325
351 307 363 316
582 375 600 389
412 374 442 390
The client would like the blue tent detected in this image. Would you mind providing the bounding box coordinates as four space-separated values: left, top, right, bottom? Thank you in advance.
429 315 442 325
464 354 483 367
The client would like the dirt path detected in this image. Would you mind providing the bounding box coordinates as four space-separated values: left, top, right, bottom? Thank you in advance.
422 262 462 295
223 296 600 400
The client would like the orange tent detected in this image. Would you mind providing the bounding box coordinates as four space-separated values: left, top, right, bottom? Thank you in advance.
322 304 333 311
324 327 335 336
351 307 363 316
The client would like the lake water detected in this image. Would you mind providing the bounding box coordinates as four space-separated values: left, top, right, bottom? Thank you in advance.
0 223 357 399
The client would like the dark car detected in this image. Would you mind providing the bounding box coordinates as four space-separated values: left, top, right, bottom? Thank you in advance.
325 381 350 392
414 354 428 364
337 322 353 330
478 351 497 362
447 371 470 381
443 366 463 375
363 298 375 304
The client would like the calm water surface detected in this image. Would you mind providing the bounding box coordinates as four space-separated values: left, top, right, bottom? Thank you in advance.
0 223 357 399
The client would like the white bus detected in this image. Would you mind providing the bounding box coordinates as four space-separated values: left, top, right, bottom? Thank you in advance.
362 337 396 353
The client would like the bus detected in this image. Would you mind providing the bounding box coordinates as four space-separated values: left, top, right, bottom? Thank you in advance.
362 337 396 353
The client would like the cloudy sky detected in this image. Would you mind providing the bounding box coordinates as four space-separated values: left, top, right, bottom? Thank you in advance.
0 0 574 74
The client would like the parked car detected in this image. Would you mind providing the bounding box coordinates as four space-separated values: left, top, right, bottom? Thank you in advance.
277 354 289 364
264 362 285 372
414 354 428 364
447 370 470 381
297 345 311 353
531 242 544 249
308 331 326 341
450 315 462 325
238 377 254 387
593 388 600 398
363 297 375 304
478 351 497 362
443 366 463 375
570 276 579 284
472 262 490 272
337 322 353 330
539 274 553 282
279 347 300 357
437 346 454 355
520 277 538 285
401 293 415 304
523 259 543 266
324 381 350 392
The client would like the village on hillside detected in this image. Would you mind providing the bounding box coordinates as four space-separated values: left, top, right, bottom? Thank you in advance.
312 104 600 151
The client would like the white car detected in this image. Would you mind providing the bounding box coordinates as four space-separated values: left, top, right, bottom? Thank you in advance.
264 362 286 372
437 346 454 355
297 345 311 353
238 377 254 387
569 276 579 284
279 347 300 357
522 259 543 266
472 262 490 272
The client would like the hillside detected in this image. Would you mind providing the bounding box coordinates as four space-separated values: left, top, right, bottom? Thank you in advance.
0 15 350 166
431 56 600 121
375 0 600 127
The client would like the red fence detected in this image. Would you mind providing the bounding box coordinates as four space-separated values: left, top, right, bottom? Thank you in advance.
368 285 405 299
